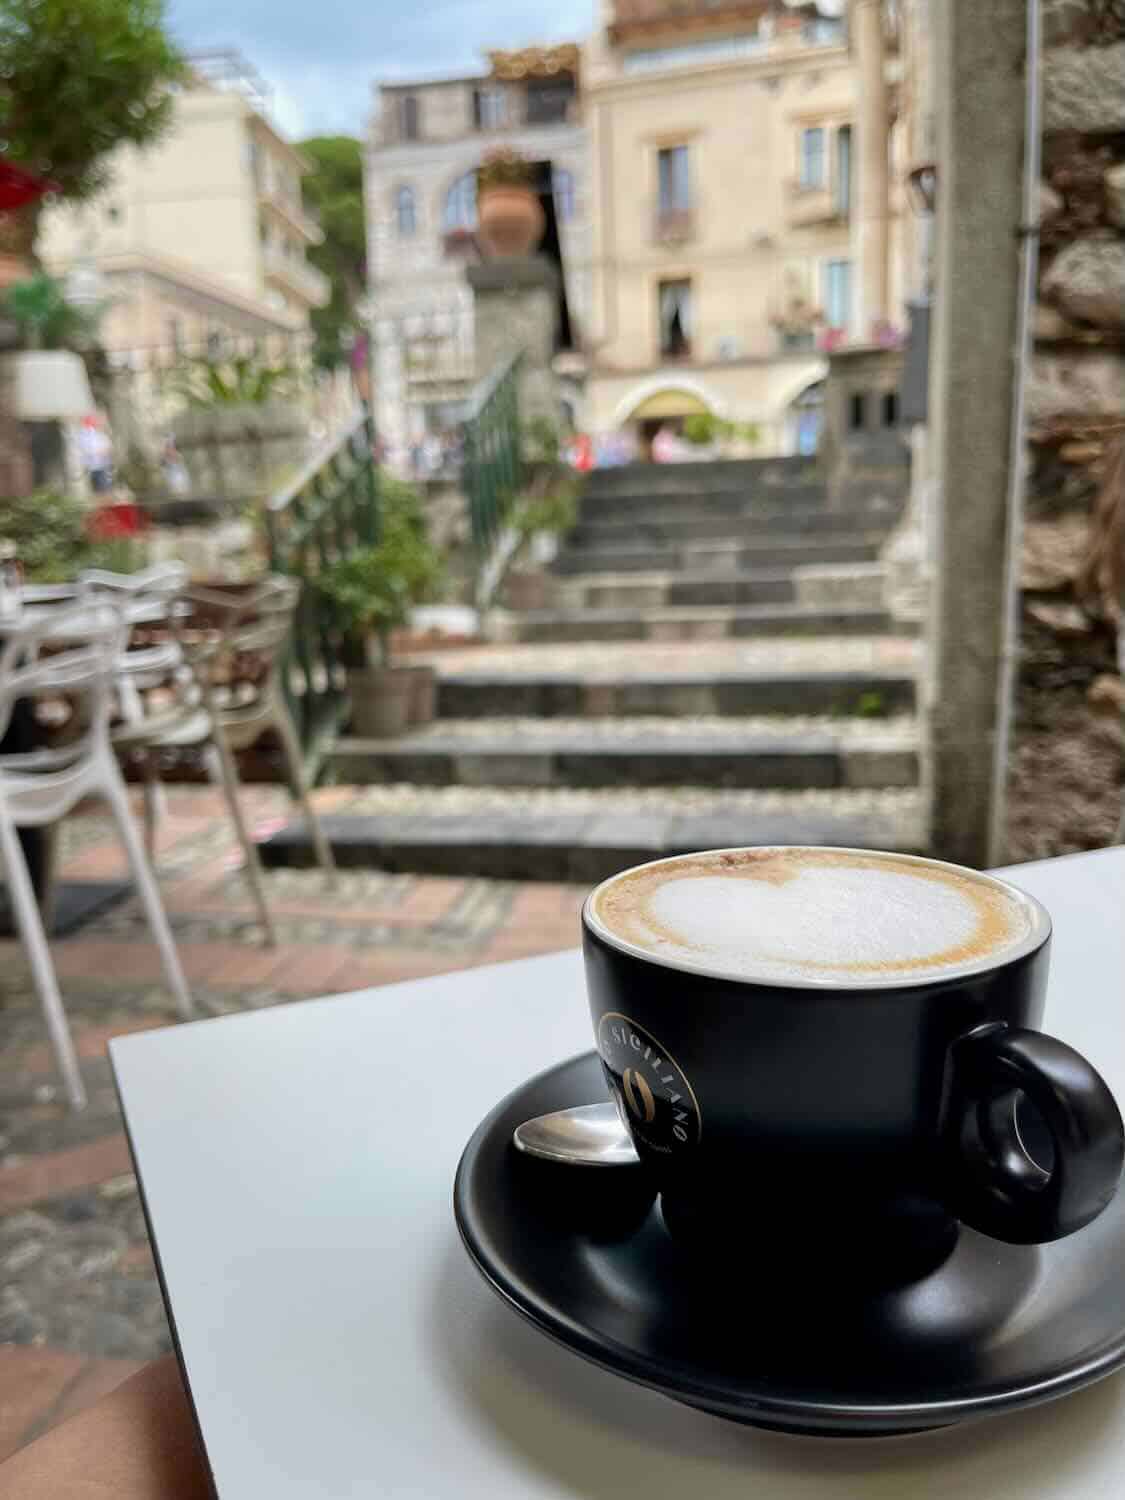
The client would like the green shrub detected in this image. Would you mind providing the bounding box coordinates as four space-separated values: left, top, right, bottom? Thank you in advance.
683 412 719 446
0 490 145 581
316 477 443 665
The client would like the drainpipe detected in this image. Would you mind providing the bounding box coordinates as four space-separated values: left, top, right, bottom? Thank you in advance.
988 0 1042 866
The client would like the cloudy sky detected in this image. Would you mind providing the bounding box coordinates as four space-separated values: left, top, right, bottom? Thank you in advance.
168 1 597 141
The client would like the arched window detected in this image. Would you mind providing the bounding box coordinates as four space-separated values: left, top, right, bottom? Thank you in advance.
395 185 416 238
553 167 575 224
443 172 478 231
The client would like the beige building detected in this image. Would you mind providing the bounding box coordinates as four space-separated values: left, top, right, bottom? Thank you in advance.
40 52 329 355
585 0 907 454
365 45 589 463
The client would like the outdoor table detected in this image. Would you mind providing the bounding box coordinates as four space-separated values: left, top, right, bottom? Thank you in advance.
110 847 1125 1500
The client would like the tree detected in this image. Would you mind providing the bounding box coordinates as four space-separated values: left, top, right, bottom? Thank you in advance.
0 0 184 257
299 135 367 369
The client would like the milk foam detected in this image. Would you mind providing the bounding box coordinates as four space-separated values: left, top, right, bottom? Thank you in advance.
593 850 1035 985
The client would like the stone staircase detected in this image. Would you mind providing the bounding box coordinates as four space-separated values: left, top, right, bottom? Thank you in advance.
263 459 926 883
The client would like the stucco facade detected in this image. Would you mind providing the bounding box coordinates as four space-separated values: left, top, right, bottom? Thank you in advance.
40 64 328 354
364 49 590 462
585 0 907 453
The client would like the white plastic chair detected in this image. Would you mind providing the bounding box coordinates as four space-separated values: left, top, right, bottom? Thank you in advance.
0 602 193 1110
95 574 335 932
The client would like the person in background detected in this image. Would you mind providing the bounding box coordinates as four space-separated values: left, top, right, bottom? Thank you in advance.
160 437 191 496
78 414 114 494
651 423 680 464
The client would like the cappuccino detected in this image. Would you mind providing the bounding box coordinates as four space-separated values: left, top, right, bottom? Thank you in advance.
590 848 1038 986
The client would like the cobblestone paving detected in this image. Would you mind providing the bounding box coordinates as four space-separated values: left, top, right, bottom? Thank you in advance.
0 786 586 1460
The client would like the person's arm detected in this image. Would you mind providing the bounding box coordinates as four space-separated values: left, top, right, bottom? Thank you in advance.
0 1357 212 1500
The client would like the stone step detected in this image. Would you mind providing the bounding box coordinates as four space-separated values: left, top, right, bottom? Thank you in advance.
553 537 885 576
569 509 898 546
581 457 818 499
262 785 926 883
499 603 911 644
437 670 916 719
562 571 798 611
326 717 920 792
579 485 832 520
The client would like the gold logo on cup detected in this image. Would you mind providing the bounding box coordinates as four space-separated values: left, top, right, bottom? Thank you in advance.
597 1013 701 1153
622 1067 656 1124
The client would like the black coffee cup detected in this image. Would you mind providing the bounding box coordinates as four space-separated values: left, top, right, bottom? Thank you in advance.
582 847 1124 1285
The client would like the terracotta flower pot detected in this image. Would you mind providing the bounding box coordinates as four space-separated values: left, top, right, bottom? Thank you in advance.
402 663 438 726
347 665 414 739
478 185 545 259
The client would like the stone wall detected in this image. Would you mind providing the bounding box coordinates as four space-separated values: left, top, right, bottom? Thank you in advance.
1006 0 1125 860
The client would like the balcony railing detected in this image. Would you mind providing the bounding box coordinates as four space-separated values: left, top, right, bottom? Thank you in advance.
652 206 695 246
786 181 848 228
263 247 331 307
265 406 380 757
259 185 324 245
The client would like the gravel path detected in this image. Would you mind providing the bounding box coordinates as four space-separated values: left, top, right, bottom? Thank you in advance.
397 715 919 749
418 636 919 679
334 783 925 819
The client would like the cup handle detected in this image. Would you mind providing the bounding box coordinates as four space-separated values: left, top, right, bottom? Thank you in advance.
943 1023 1124 1244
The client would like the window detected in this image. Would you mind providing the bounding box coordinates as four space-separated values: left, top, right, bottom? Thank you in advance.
834 125 852 216
824 258 852 330
526 77 575 126
850 392 867 431
400 94 420 142
553 167 575 225
443 172 478 231
799 127 826 189
472 87 508 130
657 146 691 217
658 279 693 359
883 390 900 428
395 185 417 237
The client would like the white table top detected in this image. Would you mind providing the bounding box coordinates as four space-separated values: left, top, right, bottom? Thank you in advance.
111 848 1125 1500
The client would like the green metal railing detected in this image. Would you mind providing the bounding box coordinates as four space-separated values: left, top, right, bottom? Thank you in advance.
462 352 523 556
265 405 379 756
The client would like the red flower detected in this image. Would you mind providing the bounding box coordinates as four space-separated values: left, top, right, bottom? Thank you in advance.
87 502 148 540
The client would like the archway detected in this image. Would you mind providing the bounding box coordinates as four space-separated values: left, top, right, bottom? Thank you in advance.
612 378 725 459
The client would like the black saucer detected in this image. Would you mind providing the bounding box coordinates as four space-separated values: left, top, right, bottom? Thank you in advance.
454 1052 1125 1438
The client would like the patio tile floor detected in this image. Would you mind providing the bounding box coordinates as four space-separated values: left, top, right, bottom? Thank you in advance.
0 786 586 1462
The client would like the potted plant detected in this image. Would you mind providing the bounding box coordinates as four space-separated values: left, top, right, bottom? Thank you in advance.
476 148 544 259
317 478 444 738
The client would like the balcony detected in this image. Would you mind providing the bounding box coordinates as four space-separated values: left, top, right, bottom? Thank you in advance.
263 247 331 307
258 185 323 246
652 206 695 247
610 1 771 45
786 181 848 229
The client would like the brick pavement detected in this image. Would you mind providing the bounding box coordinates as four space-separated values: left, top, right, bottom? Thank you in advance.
0 786 586 1463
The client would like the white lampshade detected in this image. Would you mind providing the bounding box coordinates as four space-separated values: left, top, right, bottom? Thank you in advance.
2 350 94 420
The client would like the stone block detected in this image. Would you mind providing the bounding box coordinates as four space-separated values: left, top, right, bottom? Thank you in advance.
842 749 920 790
1042 239 1125 329
1107 163 1125 229
793 563 886 610
452 752 556 787
615 681 717 716
1043 45 1125 134
1025 352 1125 424
1033 302 1081 341
1038 181 1064 225
1042 0 1102 47
1020 515 1091 590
